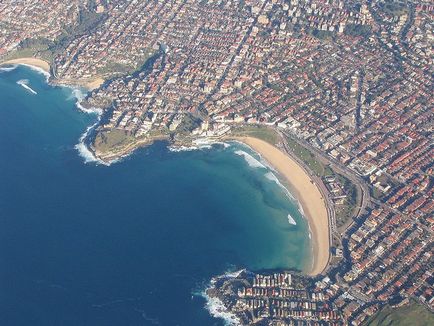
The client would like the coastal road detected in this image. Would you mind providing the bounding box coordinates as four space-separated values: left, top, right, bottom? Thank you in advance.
280 129 371 222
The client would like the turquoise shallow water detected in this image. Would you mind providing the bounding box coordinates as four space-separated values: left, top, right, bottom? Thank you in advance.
0 66 310 325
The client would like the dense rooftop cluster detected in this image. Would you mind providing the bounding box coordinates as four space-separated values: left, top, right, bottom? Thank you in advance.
340 205 432 322
0 0 80 55
1 0 432 325
209 271 346 325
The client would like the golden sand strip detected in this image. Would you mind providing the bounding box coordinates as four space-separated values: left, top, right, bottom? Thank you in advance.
235 137 330 275
1 58 51 73
0 58 104 90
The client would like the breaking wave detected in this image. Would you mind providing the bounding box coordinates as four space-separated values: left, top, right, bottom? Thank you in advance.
264 171 296 201
287 213 297 225
0 64 17 72
200 269 245 326
234 150 267 169
17 79 37 94
20 64 50 82
192 139 230 148
203 294 241 326
69 88 102 115
75 121 103 165
298 202 305 216
211 141 231 149
168 142 224 152
168 145 199 152
70 87 108 165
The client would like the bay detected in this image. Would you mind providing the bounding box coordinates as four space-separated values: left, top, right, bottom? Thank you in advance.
0 66 310 326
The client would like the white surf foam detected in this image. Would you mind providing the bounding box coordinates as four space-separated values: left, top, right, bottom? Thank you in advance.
0 64 17 72
19 64 50 82
75 122 102 164
264 171 296 201
298 202 305 216
234 150 267 169
201 269 245 326
204 293 241 326
68 87 103 115
208 141 231 149
192 138 212 145
218 269 245 279
287 213 297 225
17 79 37 94
192 139 231 150
265 171 280 184
168 144 216 152
168 145 199 152
69 87 110 165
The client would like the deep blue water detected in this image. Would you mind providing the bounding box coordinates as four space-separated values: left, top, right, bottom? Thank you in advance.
0 66 310 326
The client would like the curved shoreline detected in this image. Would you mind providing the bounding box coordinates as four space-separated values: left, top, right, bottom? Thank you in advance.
0 57 51 73
233 136 330 276
2 60 330 274
0 57 104 90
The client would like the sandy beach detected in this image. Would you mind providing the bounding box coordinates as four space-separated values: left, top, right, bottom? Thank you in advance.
234 136 330 275
0 57 51 73
1 57 105 91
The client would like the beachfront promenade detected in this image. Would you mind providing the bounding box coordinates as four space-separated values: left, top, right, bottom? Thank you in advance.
281 130 371 224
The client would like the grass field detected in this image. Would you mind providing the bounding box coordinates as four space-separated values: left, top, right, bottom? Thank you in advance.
365 302 434 326
284 137 327 177
93 129 135 153
284 136 360 230
231 125 280 146
232 125 360 230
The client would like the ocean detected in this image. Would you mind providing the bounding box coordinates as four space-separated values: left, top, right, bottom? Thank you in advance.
0 66 311 325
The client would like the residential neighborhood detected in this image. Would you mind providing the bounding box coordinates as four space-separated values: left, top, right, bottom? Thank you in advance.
0 0 432 325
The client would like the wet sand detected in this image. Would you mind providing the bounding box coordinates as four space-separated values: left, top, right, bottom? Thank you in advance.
1 58 50 73
235 136 330 275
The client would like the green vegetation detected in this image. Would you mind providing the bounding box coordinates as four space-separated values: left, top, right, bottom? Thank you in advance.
344 24 372 38
96 51 154 77
175 114 202 135
267 82 284 92
0 37 54 63
231 127 361 232
231 125 280 146
93 129 135 153
96 61 135 76
1 6 107 64
311 29 334 40
14 37 52 51
284 137 360 229
379 0 409 17
365 302 434 326
1 47 45 61
53 8 107 52
334 174 359 230
285 137 327 177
